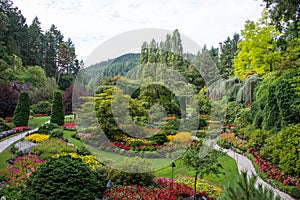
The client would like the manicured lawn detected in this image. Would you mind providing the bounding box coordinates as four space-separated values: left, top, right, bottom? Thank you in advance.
63 130 84 147
155 154 239 187
28 116 50 129
86 145 172 170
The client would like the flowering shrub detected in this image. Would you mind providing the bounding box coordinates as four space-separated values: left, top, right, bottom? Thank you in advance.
25 133 49 143
175 175 222 198
61 122 76 130
52 152 102 170
0 155 44 186
247 148 299 187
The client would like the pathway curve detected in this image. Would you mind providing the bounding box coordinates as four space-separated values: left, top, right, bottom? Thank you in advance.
215 145 295 200
0 120 50 153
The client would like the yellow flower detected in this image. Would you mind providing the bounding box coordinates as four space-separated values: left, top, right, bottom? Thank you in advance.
25 134 50 143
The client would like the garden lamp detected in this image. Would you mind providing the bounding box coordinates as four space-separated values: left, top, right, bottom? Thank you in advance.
106 179 114 188
170 162 176 182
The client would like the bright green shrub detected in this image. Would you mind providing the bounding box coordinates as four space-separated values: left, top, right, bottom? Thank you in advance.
21 155 105 200
248 129 271 151
30 138 75 160
270 124 300 176
50 90 64 126
50 128 63 138
13 92 30 126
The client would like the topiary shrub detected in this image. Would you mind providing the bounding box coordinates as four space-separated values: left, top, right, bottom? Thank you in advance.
50 90 65 126
22 155 106 200
38 123 60 134
13 92 30 127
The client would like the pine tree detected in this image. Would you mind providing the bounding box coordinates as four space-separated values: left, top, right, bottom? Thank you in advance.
13 92 30 126
50 90 64 126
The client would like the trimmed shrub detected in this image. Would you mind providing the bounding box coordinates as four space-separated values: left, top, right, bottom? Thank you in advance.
50 90 64 126
21 155 105 200
0 117 13 132
13 92 30 126
38 123 59 134
151 132 168 145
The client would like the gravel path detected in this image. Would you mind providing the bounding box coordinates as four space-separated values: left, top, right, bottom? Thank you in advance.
215 145 295 200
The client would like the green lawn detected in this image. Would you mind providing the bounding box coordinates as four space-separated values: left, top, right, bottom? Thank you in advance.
63 130 83 147
155 154 239 187
28 116 50 129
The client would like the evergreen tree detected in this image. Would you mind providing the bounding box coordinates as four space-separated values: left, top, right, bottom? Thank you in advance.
50 90 64 126
13 92 30 126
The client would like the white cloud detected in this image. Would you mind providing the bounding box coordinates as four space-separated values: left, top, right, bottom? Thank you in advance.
13 0 264 61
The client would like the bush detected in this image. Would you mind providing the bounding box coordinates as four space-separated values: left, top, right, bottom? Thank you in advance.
269 124 300 176
30 100 51 115
109 157 155 187
37 123 59 134
50 90 64 126
0 117 13 132
50 128 63 138
291 187 300 199
13 92 30 127
151 132 168 145
30 138 75 160
21 155 105 200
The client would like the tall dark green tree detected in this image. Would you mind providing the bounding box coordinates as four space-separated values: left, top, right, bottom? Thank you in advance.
263 0 300 38
219 33 240 79
50 90 64 126
13 92 30 126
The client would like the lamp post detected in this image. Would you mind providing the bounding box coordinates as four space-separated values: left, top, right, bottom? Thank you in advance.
106 179 114 189
170 162 176 182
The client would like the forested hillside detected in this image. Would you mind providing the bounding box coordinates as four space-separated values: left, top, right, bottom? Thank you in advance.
0 0 82 118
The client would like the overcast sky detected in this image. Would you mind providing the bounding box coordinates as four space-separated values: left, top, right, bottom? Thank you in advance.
13 0 264 62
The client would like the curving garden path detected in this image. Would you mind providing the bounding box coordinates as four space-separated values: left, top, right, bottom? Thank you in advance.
215 145 295 200
0 120 50 153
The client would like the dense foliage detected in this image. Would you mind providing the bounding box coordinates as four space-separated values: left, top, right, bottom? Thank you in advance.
50 90 64 126
13 92 30 126
21 156 105 200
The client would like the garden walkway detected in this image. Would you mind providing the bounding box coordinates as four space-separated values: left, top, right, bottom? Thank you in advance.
0 120 50 153
215 145 295 200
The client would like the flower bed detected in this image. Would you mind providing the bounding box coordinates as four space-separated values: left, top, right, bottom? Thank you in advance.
0 155 44 186
103 177 214 200
61 122 76 130
247 148 299 187
25 134 50 143
34 114 48 117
